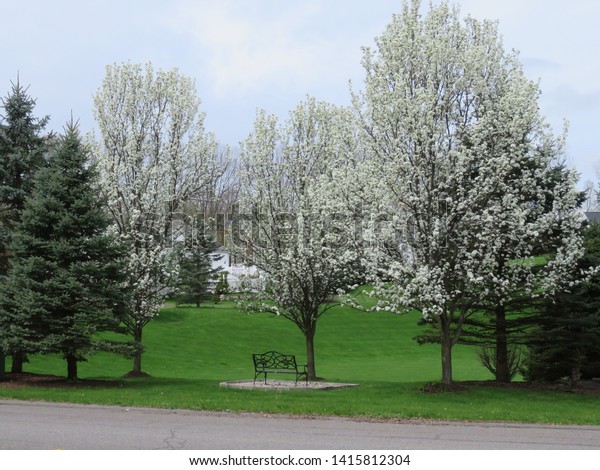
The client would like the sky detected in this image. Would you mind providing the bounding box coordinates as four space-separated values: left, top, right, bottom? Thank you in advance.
1 0 599 184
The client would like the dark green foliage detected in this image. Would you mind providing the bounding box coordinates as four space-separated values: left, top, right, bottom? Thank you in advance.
0 79 51 372
175 236 220 308
525 223 600 382
212 271 229 303
0 79 50 277
0 123 135 381
531 163 587 255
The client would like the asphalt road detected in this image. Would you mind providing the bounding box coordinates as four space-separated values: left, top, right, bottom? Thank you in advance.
1 399 599 450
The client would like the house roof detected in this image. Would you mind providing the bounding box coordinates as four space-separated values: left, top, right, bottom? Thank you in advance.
584 212 600 223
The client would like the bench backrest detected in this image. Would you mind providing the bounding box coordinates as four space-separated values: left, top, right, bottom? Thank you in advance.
253 351 298 370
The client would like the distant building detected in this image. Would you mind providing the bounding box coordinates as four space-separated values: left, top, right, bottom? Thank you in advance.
210 248 231 271
209 248 262 292
584 212 600 224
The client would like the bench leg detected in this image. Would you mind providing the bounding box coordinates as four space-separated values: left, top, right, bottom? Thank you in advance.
295 373 308 386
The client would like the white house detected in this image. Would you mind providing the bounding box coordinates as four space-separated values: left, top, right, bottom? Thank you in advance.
209 248 263 292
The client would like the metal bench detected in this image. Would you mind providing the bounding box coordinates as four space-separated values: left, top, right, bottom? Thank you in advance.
252 351 308 385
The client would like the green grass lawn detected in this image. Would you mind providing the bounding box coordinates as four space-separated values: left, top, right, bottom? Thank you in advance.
2 298 599 425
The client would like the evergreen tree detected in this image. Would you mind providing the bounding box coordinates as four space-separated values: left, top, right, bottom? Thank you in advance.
0 78 50 372
0 122 134 381
0 78 50 274
175 232 220 308
525 223 600 383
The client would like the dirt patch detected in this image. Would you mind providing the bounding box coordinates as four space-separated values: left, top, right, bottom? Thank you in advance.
0 372 124 389
220 379 359 390
122 370 151 379
420 382 468 393
3 372 599 394
419 379 600 395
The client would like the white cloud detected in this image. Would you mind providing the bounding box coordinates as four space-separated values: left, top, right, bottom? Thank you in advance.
166 1 336 96
457 0 600 91
2 1 598 180
429 0 600 181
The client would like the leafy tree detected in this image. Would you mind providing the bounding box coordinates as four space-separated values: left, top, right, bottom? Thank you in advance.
415 164 586 382
92 62 220 375
238 97 361 380
354 0 584 385
0 123 134 381
525 223 600 383
471 164 585 382
0 78 50 372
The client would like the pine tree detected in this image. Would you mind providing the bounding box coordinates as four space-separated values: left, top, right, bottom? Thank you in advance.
0 78 50 274
525 223 600 383
0 122 134 381
0 78 50 372
175 234 220 308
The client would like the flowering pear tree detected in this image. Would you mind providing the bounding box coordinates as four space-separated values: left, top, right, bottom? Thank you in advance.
237 97 360 380
355 0 584 385
92 62 219 374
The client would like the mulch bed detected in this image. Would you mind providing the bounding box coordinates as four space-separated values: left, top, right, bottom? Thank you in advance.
421 379 600 394
0 372 124 389
2 372 600 394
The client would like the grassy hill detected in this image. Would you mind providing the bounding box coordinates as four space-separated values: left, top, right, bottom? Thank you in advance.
2 300 600 425
12 299 489 383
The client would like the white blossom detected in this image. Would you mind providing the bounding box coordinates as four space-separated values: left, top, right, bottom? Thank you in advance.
235 97 362 379
353 0 585 384
92 62 219 372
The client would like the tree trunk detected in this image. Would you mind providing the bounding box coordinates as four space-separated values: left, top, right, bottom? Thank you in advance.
11 351 24 373
440 316 453 385
132 327 143 374
0 350 5 380
305 329 317 381
495 303 510 383
66 354 78 382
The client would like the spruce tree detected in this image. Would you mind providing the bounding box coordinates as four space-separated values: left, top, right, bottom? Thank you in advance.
525 223 600 383
0 78 50 275
0 79 50 373
0 122 134 381
175 234 220 308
